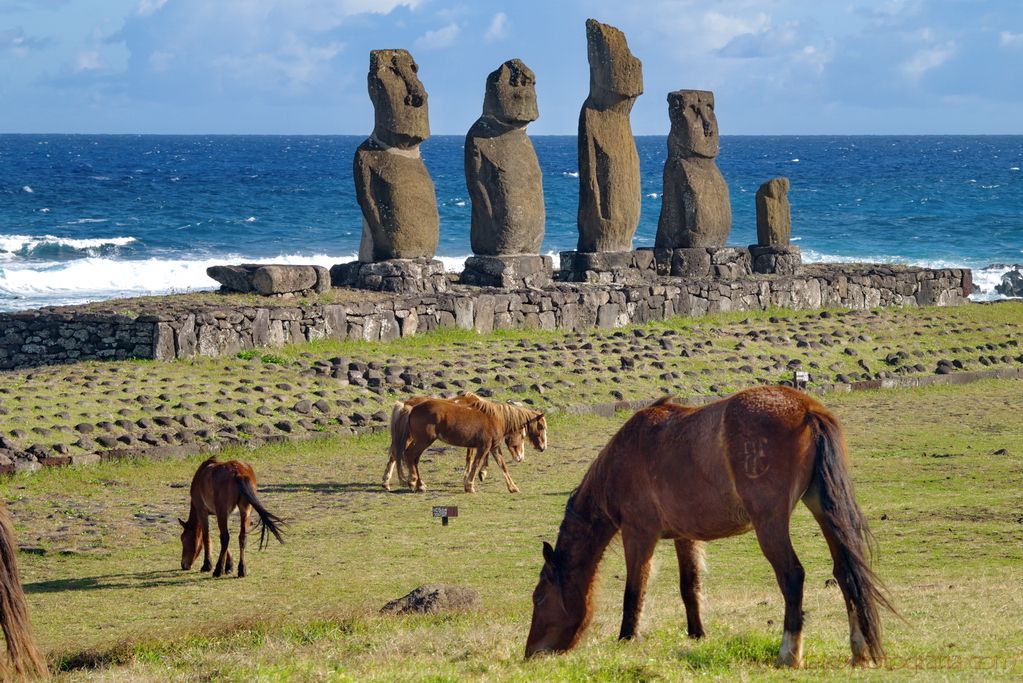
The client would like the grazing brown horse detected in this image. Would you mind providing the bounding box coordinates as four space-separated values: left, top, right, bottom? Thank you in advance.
0 503 46 680
525 387 893 668
383 395 527 491
179 457 285 578
395 396 547 493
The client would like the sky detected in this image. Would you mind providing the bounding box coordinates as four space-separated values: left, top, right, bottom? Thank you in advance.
1 0 1021 135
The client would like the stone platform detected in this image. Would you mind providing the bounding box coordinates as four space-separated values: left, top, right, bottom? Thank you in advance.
460 255 553 289
207 264 331 296
329 258 449 295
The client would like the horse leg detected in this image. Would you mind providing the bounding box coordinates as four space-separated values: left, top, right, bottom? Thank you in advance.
200 514 213 572
674 539 706 639
237 503 250 578
803 497 872 666
404 438 433 492
489 443 519 494
212 511 231 578
619 527 659 640
382 451 397 491
751 516 806 668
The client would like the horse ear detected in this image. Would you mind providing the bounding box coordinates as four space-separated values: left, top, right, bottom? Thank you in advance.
178 518 187 528
542 541 555 565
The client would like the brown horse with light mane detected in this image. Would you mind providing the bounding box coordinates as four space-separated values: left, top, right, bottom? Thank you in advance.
395 396 547 493
382 394 528 491
0 503 46 679
526 386 893 668
179 457 285 578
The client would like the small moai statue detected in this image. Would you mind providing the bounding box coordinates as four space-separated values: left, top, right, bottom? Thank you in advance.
465 59 544 255
353 49 439 262
756 177 791 246
576 18 643 253
655 90 732 248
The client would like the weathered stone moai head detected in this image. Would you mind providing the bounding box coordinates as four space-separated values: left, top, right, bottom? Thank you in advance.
368 49 429 148
483 59 539 127
668 90 719 159
585 18 643 108
756 176 791 246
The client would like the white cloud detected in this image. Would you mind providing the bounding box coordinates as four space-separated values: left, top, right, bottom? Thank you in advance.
413 22 459 50
74 50 103 72
1000 31 1023 48
484 11 508 42
899 41 955 81
212 32 343 92
136 0 167 16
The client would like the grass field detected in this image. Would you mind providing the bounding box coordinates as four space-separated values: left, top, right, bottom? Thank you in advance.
3 378 1022 681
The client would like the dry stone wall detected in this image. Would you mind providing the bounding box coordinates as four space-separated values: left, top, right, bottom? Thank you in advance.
0 264 971 370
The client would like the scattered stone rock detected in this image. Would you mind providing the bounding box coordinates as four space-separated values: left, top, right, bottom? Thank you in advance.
380 584 481 615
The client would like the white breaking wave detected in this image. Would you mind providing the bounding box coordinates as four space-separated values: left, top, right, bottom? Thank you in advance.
562 171 579 178
0 252 360 310
22 186 34 193
0 234 136 253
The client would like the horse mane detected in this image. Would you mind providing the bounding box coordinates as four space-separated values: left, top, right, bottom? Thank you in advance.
457 393 541 430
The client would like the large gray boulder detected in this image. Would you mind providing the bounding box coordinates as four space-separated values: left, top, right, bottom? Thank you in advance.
655 90 732 248
380 584 481 615
465 59 544 255
995 268 1023 297
353 49 440 262
755 176 791 246
576 19 643 253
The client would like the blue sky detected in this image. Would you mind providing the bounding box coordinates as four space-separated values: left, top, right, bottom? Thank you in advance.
1 0 1021 135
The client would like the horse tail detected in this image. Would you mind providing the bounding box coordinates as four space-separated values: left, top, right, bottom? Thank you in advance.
389 401 411 483
236 477 285 551
394 403 416 481
807 409 895 665
0 504 46 679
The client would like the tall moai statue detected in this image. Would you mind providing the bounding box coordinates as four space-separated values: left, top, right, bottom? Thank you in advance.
655 90 732 248
465 59 544 255
577 19 643 253
353 49 439 262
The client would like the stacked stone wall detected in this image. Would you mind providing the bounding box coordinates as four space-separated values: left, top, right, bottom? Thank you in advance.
0 264 971 370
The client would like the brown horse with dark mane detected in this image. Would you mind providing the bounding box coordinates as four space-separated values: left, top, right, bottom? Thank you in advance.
382 394 528 491
394 395 547 493
0 503 46 679
180 457 285 578
526 386 893 668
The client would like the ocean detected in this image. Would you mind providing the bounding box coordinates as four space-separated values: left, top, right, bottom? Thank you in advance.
1 134 1020 311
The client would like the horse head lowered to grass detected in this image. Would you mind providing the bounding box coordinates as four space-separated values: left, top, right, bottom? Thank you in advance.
525 386 894 668
180 457 285 578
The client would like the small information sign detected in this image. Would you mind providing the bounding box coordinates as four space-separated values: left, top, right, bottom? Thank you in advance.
794 370 809 389
432 506 459 526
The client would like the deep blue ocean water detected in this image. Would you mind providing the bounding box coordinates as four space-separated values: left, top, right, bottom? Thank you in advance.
1 134 1021 311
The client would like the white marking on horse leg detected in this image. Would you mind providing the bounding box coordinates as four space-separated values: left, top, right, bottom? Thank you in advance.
778 630 804 668
382 458 395 490
848 607 872 667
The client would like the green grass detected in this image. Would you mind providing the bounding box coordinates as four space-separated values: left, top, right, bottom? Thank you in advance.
3 379 1022 680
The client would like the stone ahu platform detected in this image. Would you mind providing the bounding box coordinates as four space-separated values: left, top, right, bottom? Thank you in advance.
0 261 972 370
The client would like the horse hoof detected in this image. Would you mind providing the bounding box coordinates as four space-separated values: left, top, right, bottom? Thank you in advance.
238 566 247 578
200 562 212 572
212 569 223 578
508 486 520 493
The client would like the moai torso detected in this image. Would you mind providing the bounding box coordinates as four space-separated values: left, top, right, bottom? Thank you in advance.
465 59 545 255
756 177 791 246
576 19 643 253
353 49 439 262
656 90 732 248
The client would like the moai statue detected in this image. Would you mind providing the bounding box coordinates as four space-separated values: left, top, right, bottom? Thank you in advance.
756 177 791 246
655 90 732 248
353 49 439 262
465 59 544 255
576 19 643 253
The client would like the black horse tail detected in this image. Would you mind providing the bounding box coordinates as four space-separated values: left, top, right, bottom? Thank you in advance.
807 409 896 665
0 503 46 679
237 478 286 550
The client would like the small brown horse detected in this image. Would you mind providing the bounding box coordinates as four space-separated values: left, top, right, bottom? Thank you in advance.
395 397 547 493
0 503 46 680
180 457 285 578
526 387 893 668
383 394 527 491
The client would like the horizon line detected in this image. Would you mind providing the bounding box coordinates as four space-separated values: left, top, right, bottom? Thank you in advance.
2 131 1022 137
